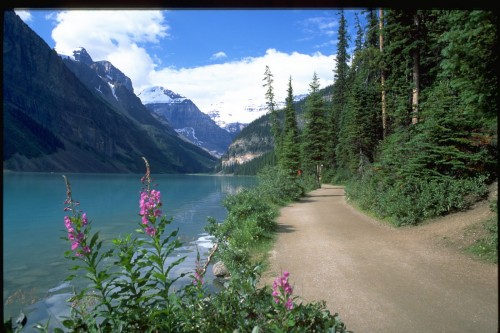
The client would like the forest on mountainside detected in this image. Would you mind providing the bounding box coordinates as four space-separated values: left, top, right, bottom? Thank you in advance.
233 9 498 226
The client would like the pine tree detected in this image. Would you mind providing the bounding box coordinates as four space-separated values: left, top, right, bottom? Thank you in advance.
325 9 350 174
412 10 498 179
438 10 497 122
365 8 379 48
382 10 441 133
379 8 387 137
339 9 497 225
301 72 327 186
280 77 301 177
382 9 416 133
263 65 282 159
353 12 364 53
336 10 382 179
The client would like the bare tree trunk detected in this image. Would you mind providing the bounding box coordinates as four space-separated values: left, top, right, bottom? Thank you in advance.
379 8 387 138
411 13 420 125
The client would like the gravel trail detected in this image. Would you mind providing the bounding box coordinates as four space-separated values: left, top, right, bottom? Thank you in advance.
261 184 498 333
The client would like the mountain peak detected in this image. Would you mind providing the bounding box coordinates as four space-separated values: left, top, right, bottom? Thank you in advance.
93 60 134 93
72 47 94 66
137 86 187 105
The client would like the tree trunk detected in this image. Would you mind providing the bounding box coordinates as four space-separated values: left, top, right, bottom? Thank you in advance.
379 8 387 138
411 13 420 125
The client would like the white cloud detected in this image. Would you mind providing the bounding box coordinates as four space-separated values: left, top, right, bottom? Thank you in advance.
211 51 227 60
50 10 168 91
302 16 338 38
146 48 335 123
47 10 336 124
14 9 33 22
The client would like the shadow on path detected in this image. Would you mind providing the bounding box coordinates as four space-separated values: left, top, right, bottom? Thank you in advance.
275 224 296 234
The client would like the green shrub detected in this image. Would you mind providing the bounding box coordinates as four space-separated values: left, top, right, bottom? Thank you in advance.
177 263 350 333
346 173 489 226
257 166 304 205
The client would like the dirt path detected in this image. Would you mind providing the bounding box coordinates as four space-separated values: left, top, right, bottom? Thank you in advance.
261 184 498 333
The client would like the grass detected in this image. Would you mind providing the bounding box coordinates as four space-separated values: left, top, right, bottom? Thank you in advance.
466 199 498 264
248 231 278 273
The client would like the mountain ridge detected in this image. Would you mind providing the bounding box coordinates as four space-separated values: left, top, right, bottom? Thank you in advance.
3 10 217 173
138 86 234 158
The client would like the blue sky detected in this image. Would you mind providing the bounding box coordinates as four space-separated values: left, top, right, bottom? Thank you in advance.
15 9 367 123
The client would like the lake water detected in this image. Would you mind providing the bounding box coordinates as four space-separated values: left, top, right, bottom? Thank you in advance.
3 172 257 328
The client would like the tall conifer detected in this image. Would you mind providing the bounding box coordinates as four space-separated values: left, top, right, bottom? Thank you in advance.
336 10 382 179
325 9 350 174
263 65 282 159
280 77 301 177
302 72 327 186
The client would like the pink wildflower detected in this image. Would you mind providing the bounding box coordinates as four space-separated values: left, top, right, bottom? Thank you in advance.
63 175 91 258
138 157 163 238
193 271 204 285
145 226 157 237
285 298 294 310
272 271 294 310
63 212 91 257
139 188 162 238
193 257 205 286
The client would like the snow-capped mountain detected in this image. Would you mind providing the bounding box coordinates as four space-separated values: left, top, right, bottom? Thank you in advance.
137 86 187 104
224 122 247 139
206 94 308 130
4 11 216 174
138 86 234 158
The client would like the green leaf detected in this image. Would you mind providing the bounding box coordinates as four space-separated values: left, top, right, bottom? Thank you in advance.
61 319 75 328
153 271 167 283
89 232 100 249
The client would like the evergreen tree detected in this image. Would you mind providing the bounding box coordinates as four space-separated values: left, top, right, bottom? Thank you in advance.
301 72 327 186
382 9 416 133
382 10 441 133
280 77 301 177
353 12 364 53
263 65 282 159
412 10 498 180
365 8 379 49
438 10 497 123
347 10 496 225
378 8 387 138
336 10 382 180
325 9 350 174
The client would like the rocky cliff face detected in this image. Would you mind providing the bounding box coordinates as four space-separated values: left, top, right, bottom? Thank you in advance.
62 49 173 130
3 11 217 173
138 87 234 158
220 115 275 168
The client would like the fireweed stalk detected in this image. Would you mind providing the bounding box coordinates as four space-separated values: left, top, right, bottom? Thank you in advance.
193 247 204 286
138 157 186 308
59 160 188 331
62 175 117 327
139 157 161 237
270 271 297 330
63 176 90 258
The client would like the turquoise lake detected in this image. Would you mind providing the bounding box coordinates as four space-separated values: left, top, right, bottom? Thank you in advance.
3 172 257 326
